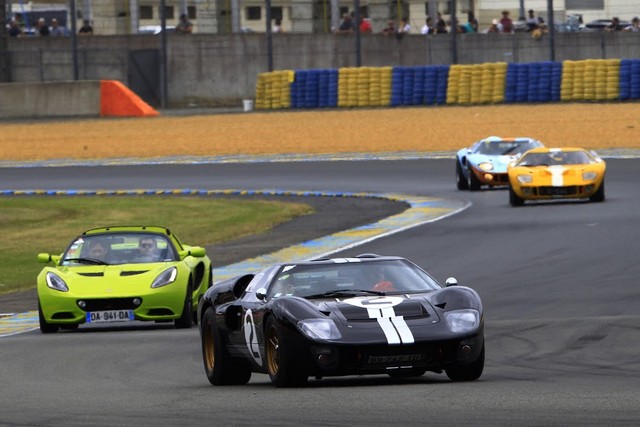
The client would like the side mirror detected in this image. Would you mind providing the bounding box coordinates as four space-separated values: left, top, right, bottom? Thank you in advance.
179 246 206 258
256 288 267 301
37 253 53 263
445 277 458 287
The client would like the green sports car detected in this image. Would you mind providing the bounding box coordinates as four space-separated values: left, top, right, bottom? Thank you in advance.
36 225 212 333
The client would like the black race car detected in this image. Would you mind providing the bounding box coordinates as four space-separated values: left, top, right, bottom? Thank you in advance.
198 254 484 387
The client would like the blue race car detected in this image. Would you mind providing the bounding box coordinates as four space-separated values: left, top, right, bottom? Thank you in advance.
456 136 544 191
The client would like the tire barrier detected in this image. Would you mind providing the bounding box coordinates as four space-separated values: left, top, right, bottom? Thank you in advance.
255 59 640 110
254 70 294 110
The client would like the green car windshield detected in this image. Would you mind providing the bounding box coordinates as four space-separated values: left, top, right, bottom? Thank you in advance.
61 233 178 265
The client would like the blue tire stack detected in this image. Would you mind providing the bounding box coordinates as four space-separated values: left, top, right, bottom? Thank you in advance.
391 67 404 106
435 66 449 105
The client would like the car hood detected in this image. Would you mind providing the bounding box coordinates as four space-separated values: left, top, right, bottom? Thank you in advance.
307 295 449 343
47 264 177 295
509 164 605 184
468 153 518 172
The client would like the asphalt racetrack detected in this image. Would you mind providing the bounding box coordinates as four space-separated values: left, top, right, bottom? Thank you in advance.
1 158 639 426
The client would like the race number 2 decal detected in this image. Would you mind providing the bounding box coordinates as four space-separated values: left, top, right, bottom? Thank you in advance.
243 309 263 366
345 296 415 345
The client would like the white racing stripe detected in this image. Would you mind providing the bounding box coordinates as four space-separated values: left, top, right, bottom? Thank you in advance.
549 166 565 187
366 306 415 345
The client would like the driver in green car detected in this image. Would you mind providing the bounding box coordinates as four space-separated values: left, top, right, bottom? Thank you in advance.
134 237 162 263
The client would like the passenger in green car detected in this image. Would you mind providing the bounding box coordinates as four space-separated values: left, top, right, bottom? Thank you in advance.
134 237 161 263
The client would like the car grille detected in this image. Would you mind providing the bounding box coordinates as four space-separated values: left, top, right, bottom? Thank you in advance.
537 186 579 196
343 342 458 369
80 298 140 311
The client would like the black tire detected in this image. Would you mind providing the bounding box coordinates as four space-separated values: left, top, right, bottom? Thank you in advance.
388 368 427 378
456 160 469 190
175 283 194 329
445 344 485 382
468 167 481 191
38 303 59 334
589 179 605 202
265 316 308 387
509 186 524 206
201 307 252 386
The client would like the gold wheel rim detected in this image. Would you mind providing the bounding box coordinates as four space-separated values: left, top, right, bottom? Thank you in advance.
204 325 215 372
266 326 279 376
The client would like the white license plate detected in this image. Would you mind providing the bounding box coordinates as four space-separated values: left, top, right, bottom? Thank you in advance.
86 310 134 323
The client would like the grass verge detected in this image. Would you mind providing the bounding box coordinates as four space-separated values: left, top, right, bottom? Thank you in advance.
0 196 313 294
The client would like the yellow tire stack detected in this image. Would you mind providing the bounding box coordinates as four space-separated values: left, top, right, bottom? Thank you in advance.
255 70 293 110
491 62 507 103
560 61 575 102
446 65 461 104
605 59 621 101
379 67 393 106
356 67 370 108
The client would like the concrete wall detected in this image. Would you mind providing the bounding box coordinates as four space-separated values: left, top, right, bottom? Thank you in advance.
5 32 640 107
0 80 101 119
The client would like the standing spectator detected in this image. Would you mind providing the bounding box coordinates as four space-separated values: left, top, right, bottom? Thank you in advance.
381 20 395 36
500 10 514 33
8 19 22 37
359 16 372 34
272 18 284 33
486 19 500 33
466 12 479 33
605 17 621 32
421 16 434 34
435 12 448 33
396 17 410 39
623 16 640 32
49 18 65 36
176 13 193 34
526 10 539 31
37 18 50 36
78 20 93 35
335 14 354 34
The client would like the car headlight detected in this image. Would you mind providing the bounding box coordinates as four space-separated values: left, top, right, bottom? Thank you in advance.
478 162 493 171
45 272 69 292
151 267 177 288
444 309 480 334
517 174 533 184
298 318 342 340
582 172 597 181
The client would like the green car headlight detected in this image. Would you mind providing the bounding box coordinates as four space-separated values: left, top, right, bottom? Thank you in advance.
582 171 597 181
298 318 342 340
46 272 69 292
478 162 493 171
151 267 177 288
517 174 533 184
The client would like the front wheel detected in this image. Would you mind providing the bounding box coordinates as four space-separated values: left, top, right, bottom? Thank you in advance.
445 344 485 382
201 307 251 386
175 284 194 329
589 179 605 202
509 187 524 206
468 167 481 191
456 160 469 190
38 303 59 334
265 316 308 387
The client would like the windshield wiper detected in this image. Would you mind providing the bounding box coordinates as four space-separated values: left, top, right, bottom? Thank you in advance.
63 257 110 265
305 289 386 299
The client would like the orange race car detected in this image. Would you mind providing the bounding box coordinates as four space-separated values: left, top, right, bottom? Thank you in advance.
507 147 606 206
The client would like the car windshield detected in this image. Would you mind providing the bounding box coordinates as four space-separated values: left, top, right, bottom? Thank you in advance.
267 259 441 299
517 150 593 166
475 140 537 156
61 233 178 265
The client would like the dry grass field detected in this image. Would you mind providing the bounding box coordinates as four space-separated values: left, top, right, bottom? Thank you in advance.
1 103 640 161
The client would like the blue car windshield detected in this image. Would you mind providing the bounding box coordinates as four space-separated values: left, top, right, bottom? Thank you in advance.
61 233 178 265
268 259 441 299
476 140 536 156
